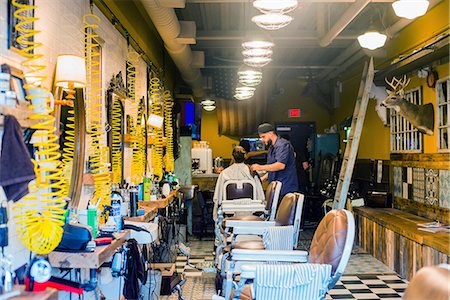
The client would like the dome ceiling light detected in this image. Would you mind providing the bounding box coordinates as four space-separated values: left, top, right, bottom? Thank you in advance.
253 0 298 14
357 31 387 50
392 0 429 19
251 13 293 31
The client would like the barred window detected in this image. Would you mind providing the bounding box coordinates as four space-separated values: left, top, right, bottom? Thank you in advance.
436 78 450 151
390 87 423 153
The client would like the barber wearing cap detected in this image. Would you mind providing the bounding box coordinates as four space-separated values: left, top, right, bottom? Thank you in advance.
251 123 299 199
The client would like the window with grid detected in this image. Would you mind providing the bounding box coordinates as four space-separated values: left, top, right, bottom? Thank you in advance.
390 87 423 153
436 78 450 151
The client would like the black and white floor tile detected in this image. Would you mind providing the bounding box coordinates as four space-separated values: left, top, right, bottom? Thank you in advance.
162 239 408 300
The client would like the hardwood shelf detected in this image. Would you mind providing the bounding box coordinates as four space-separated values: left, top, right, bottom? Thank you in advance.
0 104 38 128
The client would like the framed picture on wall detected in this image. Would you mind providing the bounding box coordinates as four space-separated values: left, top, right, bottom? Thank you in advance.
7 0 35 54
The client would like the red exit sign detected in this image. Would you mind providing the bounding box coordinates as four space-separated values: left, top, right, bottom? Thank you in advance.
288 108 301 118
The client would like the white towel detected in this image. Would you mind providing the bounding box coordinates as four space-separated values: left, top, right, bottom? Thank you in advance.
255 264 332 300
262 226 294 250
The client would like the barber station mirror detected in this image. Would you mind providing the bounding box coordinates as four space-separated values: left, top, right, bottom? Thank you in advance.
106 72 126 185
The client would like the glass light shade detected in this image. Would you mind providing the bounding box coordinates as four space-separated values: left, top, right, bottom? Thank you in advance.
242 48 273 58
203 105 216 111
392 0 429 19
236 86 256 93
234 93 254 100
55 54 87 88
244 56 272 67
253 0 298 14
147 114 164 129
201 99 215 106
242 39 275 50
251 13 293 31
357 31 387 50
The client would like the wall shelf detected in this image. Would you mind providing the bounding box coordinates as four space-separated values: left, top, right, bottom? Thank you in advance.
0 104 37 128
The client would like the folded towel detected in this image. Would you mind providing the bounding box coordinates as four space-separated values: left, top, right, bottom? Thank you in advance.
0 115 36 201
255 263 332 300
262 225 294 250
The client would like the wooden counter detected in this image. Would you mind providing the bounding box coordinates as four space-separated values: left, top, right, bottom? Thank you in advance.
6 286 58 300
48 190 178 269
192 174 219 191
48 231 130 269
354 207 450 280
138 189 178 210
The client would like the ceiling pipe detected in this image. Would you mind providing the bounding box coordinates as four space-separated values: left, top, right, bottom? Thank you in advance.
319 0 443 80
319 0 372 47
140 0 204 97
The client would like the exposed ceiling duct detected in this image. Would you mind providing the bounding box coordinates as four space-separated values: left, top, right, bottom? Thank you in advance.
141 0 204 97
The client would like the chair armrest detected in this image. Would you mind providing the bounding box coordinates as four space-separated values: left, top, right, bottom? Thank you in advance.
221 204 266 213
231 249 308 263
225 220 276 228
231 226 267 236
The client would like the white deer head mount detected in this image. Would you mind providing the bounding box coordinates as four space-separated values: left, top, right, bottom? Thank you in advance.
383 75 434 136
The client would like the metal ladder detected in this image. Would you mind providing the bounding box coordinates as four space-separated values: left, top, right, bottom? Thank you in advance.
333 58 375 210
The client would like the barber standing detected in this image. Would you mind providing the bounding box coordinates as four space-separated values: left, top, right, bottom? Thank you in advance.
251 123 299 199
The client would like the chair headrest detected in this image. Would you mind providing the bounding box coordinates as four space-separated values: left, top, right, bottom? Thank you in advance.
308 210 349 275
225 182 254 200
274 193 298 226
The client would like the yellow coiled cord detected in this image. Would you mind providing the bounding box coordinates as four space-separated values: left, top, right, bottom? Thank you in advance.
111 99 123 184
126 50 139 104
11 0 65 254
60 104 75 196
163 90 174 172
83 13 111 214
150 78 163 180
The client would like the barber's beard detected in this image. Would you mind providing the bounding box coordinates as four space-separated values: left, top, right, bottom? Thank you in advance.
266 139 273 147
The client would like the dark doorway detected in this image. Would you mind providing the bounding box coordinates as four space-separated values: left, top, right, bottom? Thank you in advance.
275 122 316 156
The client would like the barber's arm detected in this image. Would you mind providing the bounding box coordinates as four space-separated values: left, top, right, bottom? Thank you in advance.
251 162 285 172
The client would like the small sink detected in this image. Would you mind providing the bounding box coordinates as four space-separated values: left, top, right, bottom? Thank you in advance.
179 185 198 199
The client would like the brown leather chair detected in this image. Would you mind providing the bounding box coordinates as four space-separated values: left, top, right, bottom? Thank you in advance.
228 209 355 299
403 265 450 300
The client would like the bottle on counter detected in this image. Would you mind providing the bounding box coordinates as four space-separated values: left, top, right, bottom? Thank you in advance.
111 187 123 231
129 185 139 217
143 174 151 201
87 204 98 238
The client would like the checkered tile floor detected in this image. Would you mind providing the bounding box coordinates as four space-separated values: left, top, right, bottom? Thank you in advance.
163 238 408 300
325 274 407 299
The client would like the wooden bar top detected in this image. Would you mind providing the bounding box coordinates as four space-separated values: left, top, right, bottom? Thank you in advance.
138 189 178 210
48 230 130 269
354 207 450 255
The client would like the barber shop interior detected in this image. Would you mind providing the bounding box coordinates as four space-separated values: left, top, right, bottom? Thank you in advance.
0 0 449 299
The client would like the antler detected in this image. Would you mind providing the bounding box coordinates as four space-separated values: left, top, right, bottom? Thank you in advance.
385 75 410 92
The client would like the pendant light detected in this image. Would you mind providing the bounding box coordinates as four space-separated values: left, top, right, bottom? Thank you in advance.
242 48 273 58
203 105 216 111
238 67 263 87
201 99 215 106
242 39 275 50
253 0 298 14
244 56 272 68
392 0 429 19
357 31 387 50
252 13 293 31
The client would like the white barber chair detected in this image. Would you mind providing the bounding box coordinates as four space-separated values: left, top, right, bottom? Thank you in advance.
220 209 355 300
218 193 305 298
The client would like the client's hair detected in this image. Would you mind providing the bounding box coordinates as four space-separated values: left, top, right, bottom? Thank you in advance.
232 146 246 163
